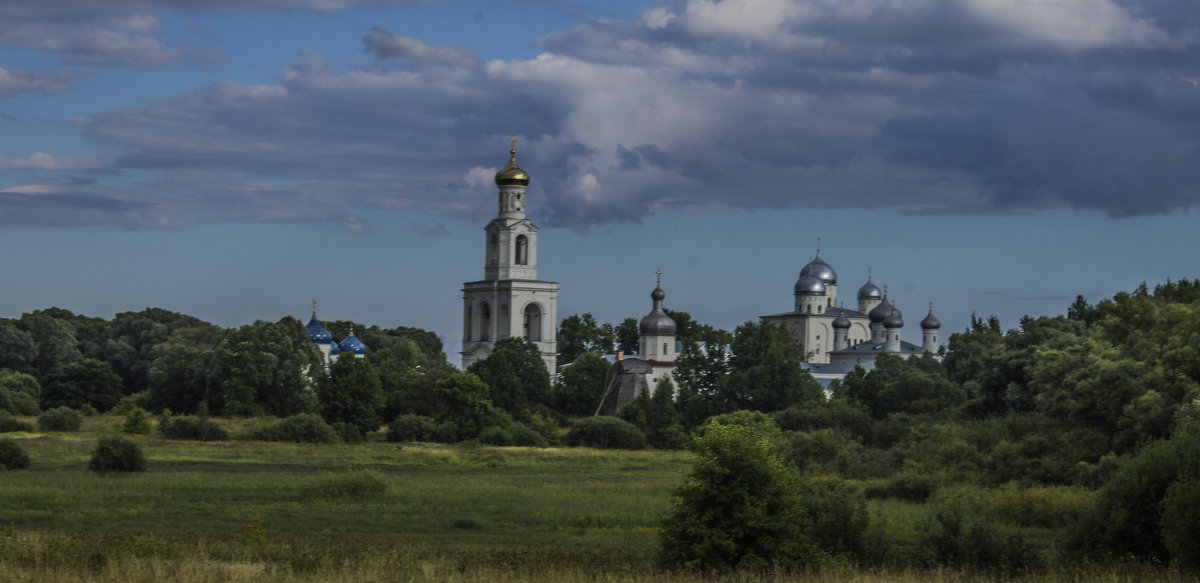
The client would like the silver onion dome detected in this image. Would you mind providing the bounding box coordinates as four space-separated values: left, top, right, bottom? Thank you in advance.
640 284 677 336
794 274 827 296
800 255 837 285
858 279 882 301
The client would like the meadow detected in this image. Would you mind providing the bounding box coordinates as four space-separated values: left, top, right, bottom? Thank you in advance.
0 415 1189 582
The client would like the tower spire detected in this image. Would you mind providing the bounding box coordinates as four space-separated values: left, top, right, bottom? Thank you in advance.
311 299 317 319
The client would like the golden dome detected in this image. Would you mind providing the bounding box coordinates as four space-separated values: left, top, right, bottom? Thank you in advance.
494 137 530 186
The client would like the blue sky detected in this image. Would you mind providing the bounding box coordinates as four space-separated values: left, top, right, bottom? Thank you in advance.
2 0 1198 364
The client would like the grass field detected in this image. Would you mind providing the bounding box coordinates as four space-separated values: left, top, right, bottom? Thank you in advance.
0 415 1189 582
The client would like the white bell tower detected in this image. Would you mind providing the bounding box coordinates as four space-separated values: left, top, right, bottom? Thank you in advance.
461 138 559 374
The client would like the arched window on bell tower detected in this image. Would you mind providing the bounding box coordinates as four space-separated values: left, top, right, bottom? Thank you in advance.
515 234 528 265
524 304 542 341
487 234 499 266
480 302 492 341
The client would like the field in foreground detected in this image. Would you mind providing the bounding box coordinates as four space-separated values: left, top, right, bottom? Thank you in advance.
0 416 1192 582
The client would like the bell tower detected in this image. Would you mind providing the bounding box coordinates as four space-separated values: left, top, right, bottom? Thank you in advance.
461 138 559 374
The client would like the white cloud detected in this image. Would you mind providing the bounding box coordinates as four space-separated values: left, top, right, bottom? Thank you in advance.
0 153 102 171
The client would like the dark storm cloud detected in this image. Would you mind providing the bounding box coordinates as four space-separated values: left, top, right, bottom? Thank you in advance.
29 0 1200 230
0 183 177 228
0 0 421 70
0 66 89 98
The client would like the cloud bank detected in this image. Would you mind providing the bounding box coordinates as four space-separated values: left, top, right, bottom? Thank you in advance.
5 0 1200 228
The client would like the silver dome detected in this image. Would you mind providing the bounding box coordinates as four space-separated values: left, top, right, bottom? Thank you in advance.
868 299 893 323
800 254 837 285
794 274 827 296
858 280 883 300
640 284 677 336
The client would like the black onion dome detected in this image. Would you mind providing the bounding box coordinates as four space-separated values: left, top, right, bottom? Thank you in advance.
868 299 893 323
921 307 941 330
884 306 904 329
832 309 851 329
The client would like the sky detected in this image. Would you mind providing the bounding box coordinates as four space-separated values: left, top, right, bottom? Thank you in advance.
1 0 1198 365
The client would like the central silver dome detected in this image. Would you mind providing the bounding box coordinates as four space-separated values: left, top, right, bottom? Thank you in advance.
640 284 677 336
799 255 837 285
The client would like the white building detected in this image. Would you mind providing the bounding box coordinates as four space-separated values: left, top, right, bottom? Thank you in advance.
761 244 941 384
461 140 559 375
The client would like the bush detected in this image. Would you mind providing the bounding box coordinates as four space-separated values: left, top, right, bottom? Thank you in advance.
0 412 33 433
1162 478 1200 572
331 422 365 444
9 392 39 416
88 435 147 474
121 407 152 434
159 415 228 441
658 422 827 571
510 423 549 447
478 425 514 446
918 507 1038 575
386 414 435 443
796 477 870 558
567 416 647 450
0 438 30 470
38 407 82 431
430 420 460 443
250 414 338 444
300 471 388 501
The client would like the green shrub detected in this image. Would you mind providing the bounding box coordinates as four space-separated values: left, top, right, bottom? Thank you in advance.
567 416 646 450
9 392 39 416
0 438 30 470
1162 478 1200 572
796 476 870 558
0 412 33 433
300 471 388 501
88 435 147 474
121 407 152 434
478 425 514 446
918 507 1038 575
510 423 549 447
38 407 82 431
112 396 141 416
250 414 338 444
159 415 228 441
386 414 434 442
658 422 827 571
430 420 460 443
79 404 99 417
331 422 365 444
864 463 944 501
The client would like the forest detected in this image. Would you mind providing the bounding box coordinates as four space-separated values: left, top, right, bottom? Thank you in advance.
1 279 1199 579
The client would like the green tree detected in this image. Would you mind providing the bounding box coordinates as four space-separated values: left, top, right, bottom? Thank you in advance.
468 337 550 414
658 422 826 571
620 377 686 449
0 320 36 373
557 313 615 364
318 355 384 434
846 353 964 419
615 317 640 354
204 318 321 416
102 308 213 395
18 311 82 379
718 321 823 413
40 358 123 411
553 351 611 415
430 371 506 441
147 325 223 414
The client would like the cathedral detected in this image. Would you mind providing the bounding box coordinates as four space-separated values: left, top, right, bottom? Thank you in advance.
761 243 941 384
460 140 559 374
600 273 680 415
